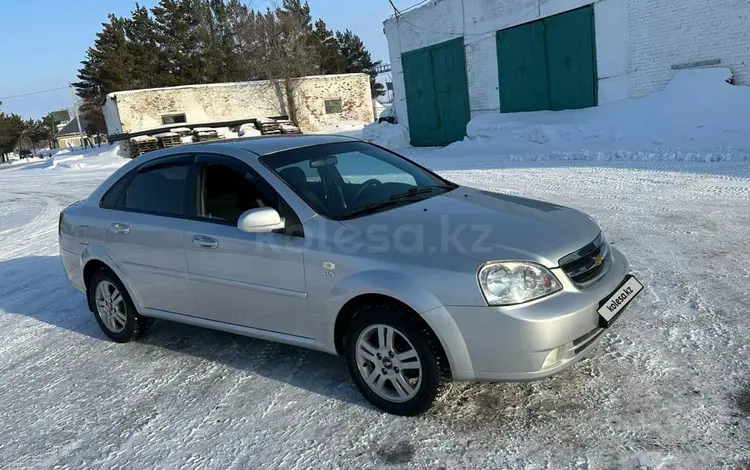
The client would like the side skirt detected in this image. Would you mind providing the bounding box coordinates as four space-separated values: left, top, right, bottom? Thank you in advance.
140 308 333 354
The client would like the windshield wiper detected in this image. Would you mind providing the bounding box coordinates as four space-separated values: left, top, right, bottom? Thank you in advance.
340 185 455 220
340 200 405 220
389 185 454 201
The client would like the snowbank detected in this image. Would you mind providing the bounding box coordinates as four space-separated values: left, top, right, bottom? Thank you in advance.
321 120 368 137
239 124 262 137
362 122 411 149
3 156 43 166
213 127 239 139
24 144 127 171
440 68 750 160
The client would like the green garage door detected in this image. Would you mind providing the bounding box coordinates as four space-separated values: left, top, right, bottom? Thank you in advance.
496 21 549 113
402 38 470 146
496 6 597 113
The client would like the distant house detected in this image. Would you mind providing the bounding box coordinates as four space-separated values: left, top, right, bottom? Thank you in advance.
55 116 88 148
102 73 375 136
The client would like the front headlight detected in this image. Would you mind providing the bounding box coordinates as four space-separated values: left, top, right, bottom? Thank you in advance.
478 261 562 306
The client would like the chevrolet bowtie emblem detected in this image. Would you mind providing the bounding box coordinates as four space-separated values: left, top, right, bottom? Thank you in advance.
593 255 605 266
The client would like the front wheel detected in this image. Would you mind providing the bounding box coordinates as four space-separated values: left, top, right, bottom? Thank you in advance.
344 305 443 415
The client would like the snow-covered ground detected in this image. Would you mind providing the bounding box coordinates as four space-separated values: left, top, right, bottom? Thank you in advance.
437 68 750 164
1 148 749 469
320 119 372 137
1 69 750 468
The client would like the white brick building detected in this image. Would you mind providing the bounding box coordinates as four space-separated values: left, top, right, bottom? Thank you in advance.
103 73 374 136
384 0 750 146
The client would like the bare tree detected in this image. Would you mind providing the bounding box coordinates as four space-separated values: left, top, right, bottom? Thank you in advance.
237 0 321 125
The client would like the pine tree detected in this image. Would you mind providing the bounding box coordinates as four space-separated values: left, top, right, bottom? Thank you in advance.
336 30 385 97
41 112 61 148
123 4 163 88
151 0 208 86
0 104 25 161
74 15 134 135
313 19 346 74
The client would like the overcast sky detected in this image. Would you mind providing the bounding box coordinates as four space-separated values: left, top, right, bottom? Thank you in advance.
0 0 413 119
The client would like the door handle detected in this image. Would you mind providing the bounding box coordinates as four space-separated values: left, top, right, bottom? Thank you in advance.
110 223 130 235
192 235 219 249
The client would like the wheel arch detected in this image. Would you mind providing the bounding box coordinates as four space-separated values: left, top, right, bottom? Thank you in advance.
333 293 452 378
81 249 142 314
82 258 118 313
83 259 110 290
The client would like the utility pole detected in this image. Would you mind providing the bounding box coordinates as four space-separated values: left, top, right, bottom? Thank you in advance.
50 114 57 149
69 82 85 148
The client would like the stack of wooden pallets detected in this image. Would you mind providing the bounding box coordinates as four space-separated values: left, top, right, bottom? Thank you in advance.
192 128 221 142
278 120 302 134
130 136 159 157
155 132 182 148
257 118 281 135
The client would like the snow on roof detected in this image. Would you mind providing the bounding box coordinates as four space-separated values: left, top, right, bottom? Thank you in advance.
384 0 441 24
106 73 368 98
130 135 157 142
56 116 90 137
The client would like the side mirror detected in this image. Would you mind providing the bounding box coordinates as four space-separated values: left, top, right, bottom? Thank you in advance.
237 207 284 233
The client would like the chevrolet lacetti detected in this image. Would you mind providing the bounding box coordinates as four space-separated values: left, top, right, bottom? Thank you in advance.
59 135 643 415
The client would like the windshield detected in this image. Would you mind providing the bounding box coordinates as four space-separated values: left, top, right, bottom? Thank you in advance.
260 142 456 220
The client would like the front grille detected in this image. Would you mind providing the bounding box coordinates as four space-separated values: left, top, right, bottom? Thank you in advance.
559 233 610 288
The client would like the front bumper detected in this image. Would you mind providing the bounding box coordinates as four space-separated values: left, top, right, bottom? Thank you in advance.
422 246 634 381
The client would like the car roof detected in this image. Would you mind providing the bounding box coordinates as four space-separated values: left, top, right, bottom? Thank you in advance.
188 134 362 156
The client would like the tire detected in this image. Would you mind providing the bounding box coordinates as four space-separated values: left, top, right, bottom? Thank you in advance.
88 269 151 343
344 304 444 416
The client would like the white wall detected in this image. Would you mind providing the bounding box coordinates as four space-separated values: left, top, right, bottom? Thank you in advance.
102 98 123 135
102 74 373 135
384 0 749 129
384 0 627 120
627 0 750 98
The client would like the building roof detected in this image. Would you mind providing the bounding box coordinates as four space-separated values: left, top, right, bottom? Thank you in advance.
106 73 369 99
56 116 90 137
196 134 361 156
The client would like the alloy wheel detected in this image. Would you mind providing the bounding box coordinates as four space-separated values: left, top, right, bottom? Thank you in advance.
355 324 423 403
94 280 127 333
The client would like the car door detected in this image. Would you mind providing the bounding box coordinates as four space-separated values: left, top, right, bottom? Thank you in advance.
103 155 197 316
182 153 311 338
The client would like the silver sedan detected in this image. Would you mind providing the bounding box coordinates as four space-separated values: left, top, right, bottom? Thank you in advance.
59 135 642 415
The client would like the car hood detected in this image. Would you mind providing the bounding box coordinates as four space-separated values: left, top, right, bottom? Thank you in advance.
340 186 601 267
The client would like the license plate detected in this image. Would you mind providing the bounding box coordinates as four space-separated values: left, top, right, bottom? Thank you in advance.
598 275 643 326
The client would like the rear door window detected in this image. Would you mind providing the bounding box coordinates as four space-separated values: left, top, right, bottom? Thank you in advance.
124 163 189 216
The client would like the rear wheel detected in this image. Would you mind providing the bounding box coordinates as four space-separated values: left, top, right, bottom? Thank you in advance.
344 304 443 415
89 269 150 343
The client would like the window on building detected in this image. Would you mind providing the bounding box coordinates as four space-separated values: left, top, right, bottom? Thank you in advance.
324 99 343 114
161 113 187 125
